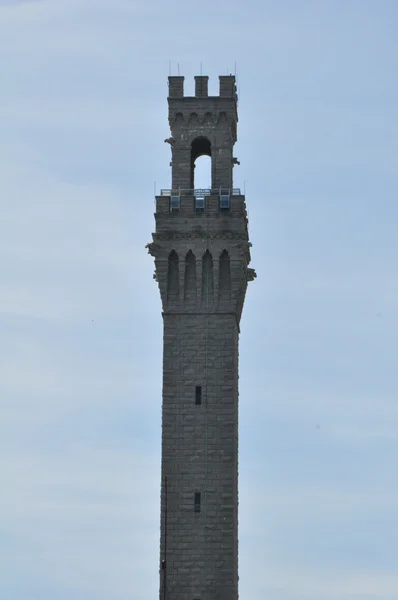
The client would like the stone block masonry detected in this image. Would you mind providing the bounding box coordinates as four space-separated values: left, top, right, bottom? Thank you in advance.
147 74 256 600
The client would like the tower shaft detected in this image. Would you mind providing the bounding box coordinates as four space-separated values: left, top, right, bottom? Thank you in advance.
147 74 255 600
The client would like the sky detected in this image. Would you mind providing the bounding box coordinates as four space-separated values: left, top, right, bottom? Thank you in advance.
0 0 397 598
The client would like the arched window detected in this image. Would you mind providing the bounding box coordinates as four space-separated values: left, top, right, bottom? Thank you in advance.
167 250 179 301
202 250 214 306
219 250 231 301
184 250 197 303
191 136 211 189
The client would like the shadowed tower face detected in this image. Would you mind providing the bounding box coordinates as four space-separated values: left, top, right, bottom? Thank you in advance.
147 74 256 600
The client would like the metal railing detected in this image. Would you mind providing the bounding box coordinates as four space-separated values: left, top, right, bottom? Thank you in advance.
160 188 241 197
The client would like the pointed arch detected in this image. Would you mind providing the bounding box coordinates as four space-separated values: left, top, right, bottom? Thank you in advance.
231 119 237 141
188 112 199 125
167 250 179 302
217 111 228 125
173 112 184 127
202 250 214 306
184 250 197 303
219 249 231 301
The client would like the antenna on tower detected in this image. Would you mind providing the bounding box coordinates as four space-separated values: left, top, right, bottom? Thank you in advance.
234 61 237 76
200 61 202 76
177 63 180 76
168 61 171 76
235 62 239 102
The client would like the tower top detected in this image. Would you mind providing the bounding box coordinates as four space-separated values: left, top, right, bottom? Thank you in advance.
168 75 237 99
166 75 239 191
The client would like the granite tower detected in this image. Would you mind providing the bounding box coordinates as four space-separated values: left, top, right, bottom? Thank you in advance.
147 74 256 600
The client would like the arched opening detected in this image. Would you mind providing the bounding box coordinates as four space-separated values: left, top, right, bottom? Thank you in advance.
202 250 214 306
167 250 179 302
194 156 211 190
219 250 231 301
184 250 197 303
191 136 211 189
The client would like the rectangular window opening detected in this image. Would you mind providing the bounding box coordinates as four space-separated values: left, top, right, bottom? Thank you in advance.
195 196 205 211
220 194 230 210
195 385 202 405
170 195 180 211
194 492 201 513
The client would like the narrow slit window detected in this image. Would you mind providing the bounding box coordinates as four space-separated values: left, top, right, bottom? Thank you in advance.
194 492 201 513
195 385 202 405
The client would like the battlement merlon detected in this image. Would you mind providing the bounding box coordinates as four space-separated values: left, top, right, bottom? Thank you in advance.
168 75 237 99
167 75 238 124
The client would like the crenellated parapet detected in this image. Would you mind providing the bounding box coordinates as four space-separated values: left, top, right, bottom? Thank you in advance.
146 190 256 321
165 75 239 190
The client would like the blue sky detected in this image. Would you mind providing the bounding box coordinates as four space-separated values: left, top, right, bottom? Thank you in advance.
0 1 397 598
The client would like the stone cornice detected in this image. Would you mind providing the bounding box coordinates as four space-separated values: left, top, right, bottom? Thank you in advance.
152 231 248 242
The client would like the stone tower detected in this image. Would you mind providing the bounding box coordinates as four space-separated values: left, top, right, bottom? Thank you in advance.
147 74 256 600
